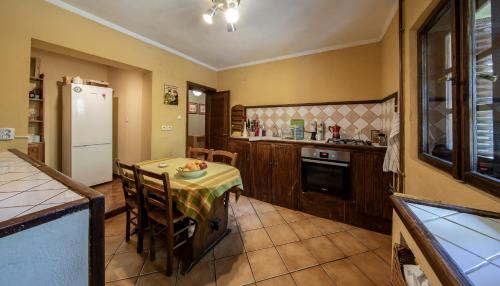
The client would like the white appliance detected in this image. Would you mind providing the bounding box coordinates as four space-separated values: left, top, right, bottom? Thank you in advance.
62 83 113 186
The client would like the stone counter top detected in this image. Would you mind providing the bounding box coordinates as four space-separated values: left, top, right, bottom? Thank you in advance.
0 150 84 223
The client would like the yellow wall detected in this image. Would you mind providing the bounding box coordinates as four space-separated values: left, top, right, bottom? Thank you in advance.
30 48 109 169
380 15 399 97
108 67 151 166
0 0 217 159
218 43 382 107
403 0 499 211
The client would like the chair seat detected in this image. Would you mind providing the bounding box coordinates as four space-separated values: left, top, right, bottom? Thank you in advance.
148 208 186 226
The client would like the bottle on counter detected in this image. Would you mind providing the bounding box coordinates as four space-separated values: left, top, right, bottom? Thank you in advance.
262 125 267 137
318 120 324 140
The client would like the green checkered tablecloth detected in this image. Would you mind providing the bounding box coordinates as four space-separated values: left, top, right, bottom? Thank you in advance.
136 157 243 222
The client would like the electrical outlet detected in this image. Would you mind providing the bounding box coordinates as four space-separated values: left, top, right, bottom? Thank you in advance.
161 125 168 131
0 128 15 140
166 125 173 131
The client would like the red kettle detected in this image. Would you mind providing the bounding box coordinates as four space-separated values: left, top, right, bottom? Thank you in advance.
328 124 341 139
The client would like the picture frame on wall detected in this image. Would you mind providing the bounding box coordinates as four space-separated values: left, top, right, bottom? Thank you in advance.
199 104 206 115
188 102 198 114
164 84 179 105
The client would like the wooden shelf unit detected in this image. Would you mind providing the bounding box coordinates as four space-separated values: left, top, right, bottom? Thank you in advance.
28 61 45 162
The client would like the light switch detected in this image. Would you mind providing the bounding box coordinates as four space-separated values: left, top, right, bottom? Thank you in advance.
0 128 15 140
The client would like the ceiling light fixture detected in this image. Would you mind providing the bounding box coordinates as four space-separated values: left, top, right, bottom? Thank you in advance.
202 0 241 32
192 90 203 96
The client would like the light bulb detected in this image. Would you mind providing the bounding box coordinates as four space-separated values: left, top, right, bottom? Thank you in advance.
192 90 202 96
224 3 239 24
203 6 216 24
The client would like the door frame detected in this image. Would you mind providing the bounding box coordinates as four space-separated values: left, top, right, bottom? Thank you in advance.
185 81 217 156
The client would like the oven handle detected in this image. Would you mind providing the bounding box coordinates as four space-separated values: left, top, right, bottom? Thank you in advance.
301 158 349 168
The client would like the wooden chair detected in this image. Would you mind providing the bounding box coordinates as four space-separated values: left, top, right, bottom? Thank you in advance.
115 159 144 253
187 146 213 161
135 167 194 276
211 150 238 166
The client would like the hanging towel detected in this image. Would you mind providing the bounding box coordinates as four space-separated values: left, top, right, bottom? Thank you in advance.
383 112 400 173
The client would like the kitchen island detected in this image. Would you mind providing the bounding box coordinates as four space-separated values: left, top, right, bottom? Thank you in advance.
0 149 104 286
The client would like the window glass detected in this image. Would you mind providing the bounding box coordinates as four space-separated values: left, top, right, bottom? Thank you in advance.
470 0 499 180
421 5 454 163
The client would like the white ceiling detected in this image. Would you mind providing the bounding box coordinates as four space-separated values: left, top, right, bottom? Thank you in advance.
48 0 397 70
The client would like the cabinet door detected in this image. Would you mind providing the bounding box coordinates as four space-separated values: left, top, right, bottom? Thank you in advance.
251 142 273 203
353 151 392 218
272 144 299 209
228 140 252 198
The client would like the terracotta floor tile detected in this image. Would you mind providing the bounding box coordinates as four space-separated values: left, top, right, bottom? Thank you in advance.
106 235 125 256
349 228 391 250
309 217 345 235
258 211 286 227
288 220 322 240
279 209 307 223
252 202 276 214
105 251 147 282
176 260 215 286
276 242 319 271
116 233 151 254
136 272 176 286
233 201 256 217
241 228 274 252
105 214 126 237
199 249 214 263
302 236 345 263
237 214 263 232
214 232 244 259
215 254 255 286
256 274 296 286
348 252 390 286
265 224 300 246
327 231 369 256
141 248 179 275
291 266 335 286
228 215 240 233
322 259 374 286
247 247 288 281
105 255 113 267
105 278 137 286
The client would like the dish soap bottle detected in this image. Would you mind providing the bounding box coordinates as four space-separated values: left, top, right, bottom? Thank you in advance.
317 120 324 141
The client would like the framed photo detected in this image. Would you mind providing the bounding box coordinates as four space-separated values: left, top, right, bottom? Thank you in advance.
188 102 198 114
199 104 206 115
164 84 179 105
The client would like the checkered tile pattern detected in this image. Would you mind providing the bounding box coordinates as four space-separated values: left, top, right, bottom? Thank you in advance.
247 99 395 141
0 150 84 222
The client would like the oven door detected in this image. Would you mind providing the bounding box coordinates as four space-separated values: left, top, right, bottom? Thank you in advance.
301 158 350 199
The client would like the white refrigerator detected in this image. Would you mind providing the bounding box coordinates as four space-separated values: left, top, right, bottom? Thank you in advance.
62 83 113 186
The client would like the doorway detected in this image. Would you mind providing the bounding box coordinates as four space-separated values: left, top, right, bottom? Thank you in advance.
186 81 230 155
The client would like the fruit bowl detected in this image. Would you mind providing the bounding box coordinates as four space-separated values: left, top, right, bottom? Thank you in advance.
176 160 208 179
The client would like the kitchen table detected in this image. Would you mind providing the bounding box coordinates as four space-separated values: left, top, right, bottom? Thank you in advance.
133 157 243 273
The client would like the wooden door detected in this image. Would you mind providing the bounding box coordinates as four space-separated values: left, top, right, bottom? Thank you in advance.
227 139 253 198
272 144 299 209
251 142 273 203
206 91 230 150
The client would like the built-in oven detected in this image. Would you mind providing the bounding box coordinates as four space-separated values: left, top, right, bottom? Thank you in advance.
301 147 350 199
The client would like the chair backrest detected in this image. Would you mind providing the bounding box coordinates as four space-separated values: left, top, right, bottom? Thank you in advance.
115 159 140 203
135 167 174 229
187 146 214 161
212 150 238 166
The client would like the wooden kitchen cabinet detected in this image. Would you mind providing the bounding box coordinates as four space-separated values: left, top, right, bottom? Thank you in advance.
250 142 299 209
227 139 253 197
251 142 273 203
351 151 392 232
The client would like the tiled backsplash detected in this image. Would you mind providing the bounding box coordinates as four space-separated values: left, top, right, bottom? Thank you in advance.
246 98 395 141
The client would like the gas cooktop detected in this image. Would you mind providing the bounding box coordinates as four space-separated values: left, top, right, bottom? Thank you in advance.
326 138 372 146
